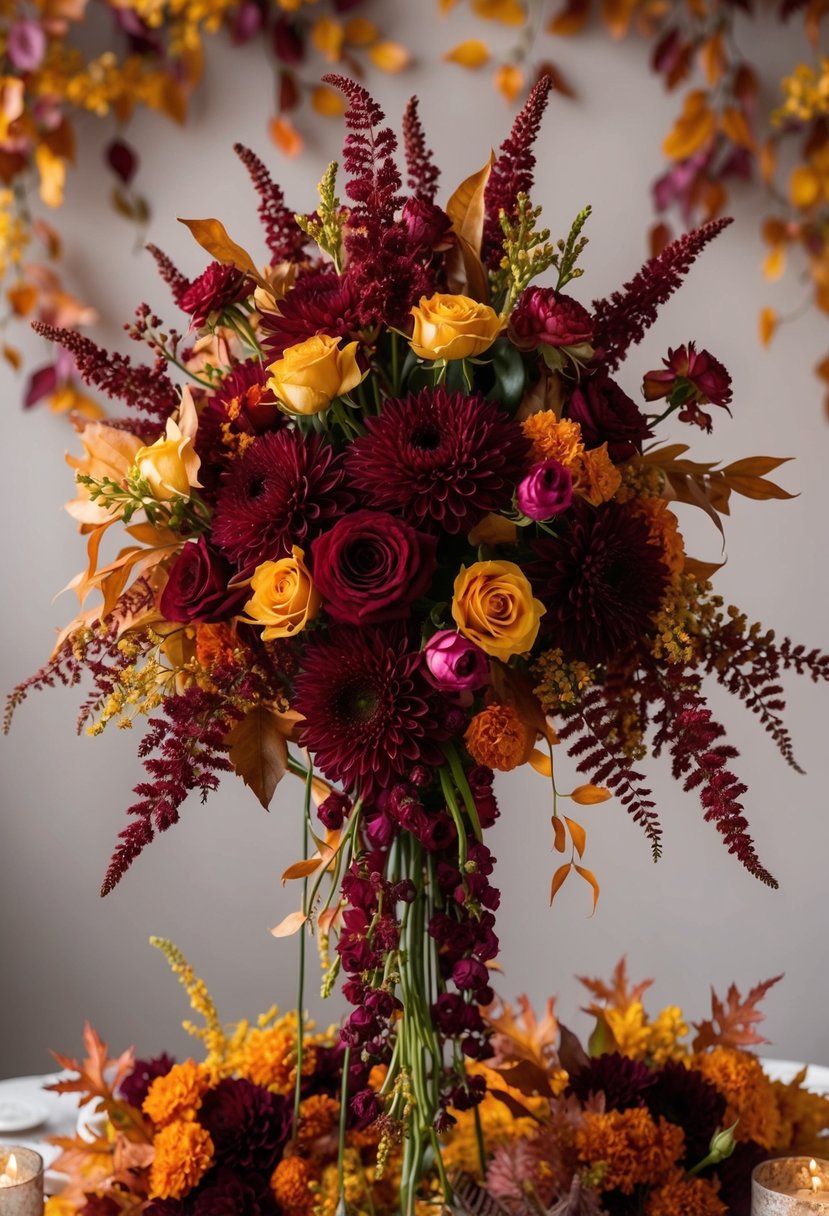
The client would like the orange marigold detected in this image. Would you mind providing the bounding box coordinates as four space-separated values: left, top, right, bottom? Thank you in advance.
693 1048 782 1150
772 1073 829 1157
575 444 622 506
631 498 685 577
575 1108 684 1194
239 1024 317 1093
143 1059 208 1126
521 412 584 467
195 622 240 670
646 1172 727 1216
271 1156 319 1215
465 702 535 772
298 1093 340 1143
149 1120 213 1200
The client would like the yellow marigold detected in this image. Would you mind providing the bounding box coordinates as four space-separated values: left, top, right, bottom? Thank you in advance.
143 1059 208 1126
271 1156 319 1214
521 412 584 467
632 497 685 576
297 1093 340 1143
240 1022 317 1093
604 1001 652 1060
149 1120 213 1199
465 702 535 771
645 1172 727 1216
575 444 622 506
647 1006 690 1065
772 1072 829 1157
575 1108 685 1194
694 1049 782 1149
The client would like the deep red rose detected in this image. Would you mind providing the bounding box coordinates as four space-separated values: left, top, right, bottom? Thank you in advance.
180 262 251 328
310 510 437 625
643 341 732 432
159 537 248 624
566 372 652 462
509 286 594 351
401 197 454 251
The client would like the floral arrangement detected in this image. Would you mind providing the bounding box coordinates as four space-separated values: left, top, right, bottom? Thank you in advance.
46 948 829 1216
441 0 829 414
7 74 829 1210
0 0 407 405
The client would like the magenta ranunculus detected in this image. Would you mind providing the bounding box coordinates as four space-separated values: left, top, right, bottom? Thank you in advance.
508 286 594 351
310 510 437 625
7 21 46 71
566 372 652 462
159 537 248 624
424 630 489 692
516 459 573 520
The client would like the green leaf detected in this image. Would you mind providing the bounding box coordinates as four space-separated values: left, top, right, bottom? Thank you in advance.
486 338 527 409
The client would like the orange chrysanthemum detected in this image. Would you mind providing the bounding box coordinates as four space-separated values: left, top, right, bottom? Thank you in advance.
521 412 584 467
149 1120 213 1200
195 622 241 670
271 1156 319 1215
575 1108 685 1194
573 443 622 506
465 702 535 771
693 1048 782 1149
298 1093 340 1143
143 1060 208 1126
646 1172 727 1216
239 1024 317 1094
631 498 685 577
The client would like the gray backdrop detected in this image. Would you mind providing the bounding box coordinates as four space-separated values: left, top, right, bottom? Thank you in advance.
1 5 827 1077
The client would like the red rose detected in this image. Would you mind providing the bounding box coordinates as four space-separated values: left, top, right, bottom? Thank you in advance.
566 372 652 462
508 286 594 351
643 342 732 432
159 537 248 623
180 262 251 328
401 198 454 251
310 510 437 625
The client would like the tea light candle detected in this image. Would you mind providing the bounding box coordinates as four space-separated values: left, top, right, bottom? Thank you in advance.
752 1158 829 1214
0 1148 44 1215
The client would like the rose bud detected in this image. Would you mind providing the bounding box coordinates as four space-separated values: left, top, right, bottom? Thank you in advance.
508 286 594 353
134 415 201 501
516 459 573 521
424 630 490 693
267 333 365 416
401 198 454 251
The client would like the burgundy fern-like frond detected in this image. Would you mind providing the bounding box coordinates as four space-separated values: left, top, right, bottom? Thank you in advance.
32 322 177 423
558 685 663 859
482 76 554 268
146 244 190 306
402 96 440 202
323 74 403 224
650 669 777 888
100 687 240 896
591 218 732 371
778 639 829 683
233 143 307 263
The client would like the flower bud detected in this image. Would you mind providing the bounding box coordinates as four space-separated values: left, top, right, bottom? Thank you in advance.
708 1122 738 1163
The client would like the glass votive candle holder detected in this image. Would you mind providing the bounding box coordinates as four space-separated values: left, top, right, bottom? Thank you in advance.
752 1158 829 1214
0 1148 44 1215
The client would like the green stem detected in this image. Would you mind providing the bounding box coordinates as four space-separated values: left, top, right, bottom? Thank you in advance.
337 1044 351 1208
292 760 313 1140
442 742 483 842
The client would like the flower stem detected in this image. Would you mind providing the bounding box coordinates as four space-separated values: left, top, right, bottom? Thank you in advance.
292 758 314 1140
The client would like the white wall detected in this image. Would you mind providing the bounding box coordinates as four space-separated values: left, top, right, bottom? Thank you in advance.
1 4 827 1078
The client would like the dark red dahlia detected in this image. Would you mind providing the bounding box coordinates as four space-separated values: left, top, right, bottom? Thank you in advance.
118 1052 175 1109
260 272 361 359
198 1078 290 1174
345 387 529 535
294 625 448 797
566 1052 655 1111
644 1060 726 1165
180 263 252 328
192 1169 279 1216
211 430 354 572
566 372 652 462
509 287 594 351
529 501 669 665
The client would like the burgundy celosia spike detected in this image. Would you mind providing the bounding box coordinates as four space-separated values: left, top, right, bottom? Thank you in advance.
592 218 733 371
31 321 177 422
481 76 554 268
402 97 440 203
322 74 403 224
233 143 306 264
145 243 191 306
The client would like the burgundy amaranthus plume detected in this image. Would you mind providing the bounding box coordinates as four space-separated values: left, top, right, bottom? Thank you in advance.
234 143 307 264
592 218 733 371
402 96 440 202
31 322 177 423
482 76 553 268
145 244 190 307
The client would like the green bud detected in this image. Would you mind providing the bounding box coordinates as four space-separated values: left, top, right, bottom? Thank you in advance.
708 1120 738 1163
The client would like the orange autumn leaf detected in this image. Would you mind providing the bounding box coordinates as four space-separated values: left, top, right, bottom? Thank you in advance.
700 30 726 85
472 0 526 23
692 975 783 1052
2 343 21 369
720 106 755 151
178 216 261 282
7 282 37 316
570 783 612 805
225 706 289 810
368 41 411 73
601 0 639 38
269 115 303 158
552 816 567 853
564 816 587 857
759 306 777 347
789 164 821 209
763 244 786 281
575 864 600 914
311 84 346 117
444 39 491 69
48 1024 134 1107
579 958 653 1014
550 862 571 902
530 746 553 777
495 62 526 104
311 15 344 60
662 91 716 160
759 138 777 184
649 221 672 258
547 0 589 35
343 16 377 45
269 909 308 938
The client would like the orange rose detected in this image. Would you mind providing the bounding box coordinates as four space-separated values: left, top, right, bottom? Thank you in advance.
267 334 364 415
244 547 320 640
409 293 501 361
452 560 545 660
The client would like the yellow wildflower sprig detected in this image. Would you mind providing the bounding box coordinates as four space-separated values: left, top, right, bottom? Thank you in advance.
552 203 592 291
75 471 211 535
295 161 345 273
493 192 557 317
150 937 229 1071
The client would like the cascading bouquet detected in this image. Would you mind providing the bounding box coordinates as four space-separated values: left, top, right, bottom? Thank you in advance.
7 74 829 1211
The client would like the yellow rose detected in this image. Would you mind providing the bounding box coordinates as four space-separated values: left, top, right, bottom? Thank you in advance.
134 417 200 501
409 293 502 361
452 560 545 660
245 546 320 640
267 334 364 415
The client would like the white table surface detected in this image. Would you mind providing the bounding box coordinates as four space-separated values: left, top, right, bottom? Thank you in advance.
1 1061 827 1196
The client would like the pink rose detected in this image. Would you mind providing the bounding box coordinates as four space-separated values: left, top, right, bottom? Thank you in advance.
424 630 489 692
516 459 573 520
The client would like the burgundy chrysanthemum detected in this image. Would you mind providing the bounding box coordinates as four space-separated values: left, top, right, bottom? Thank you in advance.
198 1078 290 1174
567 1052 655 1111
644 1060 726 1166
346 387 529 534
118 1053 176 1109
261 271 361 359
196 362 283 494
180 263 251 328
294 625 448 797
192 1170 279 1216
529 501 669 665
211 430 354 571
